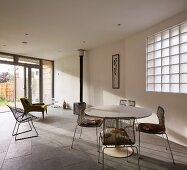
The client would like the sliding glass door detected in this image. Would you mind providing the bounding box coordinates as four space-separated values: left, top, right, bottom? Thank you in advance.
0 52 54 113
0 64 15 112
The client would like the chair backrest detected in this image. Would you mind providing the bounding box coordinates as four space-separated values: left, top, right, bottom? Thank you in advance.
157 106 165 130
102 117 135 145
20 98 32 109
7 105 24 122
76 103 86 125
119 99 136 107
73 102 86 115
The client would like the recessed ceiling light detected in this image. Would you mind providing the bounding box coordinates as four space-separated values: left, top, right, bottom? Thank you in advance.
22 41 28 44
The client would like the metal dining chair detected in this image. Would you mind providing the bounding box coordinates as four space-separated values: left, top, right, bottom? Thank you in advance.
71 103 103 148
138 106 175 164
98 117 139 170
119 99 136 107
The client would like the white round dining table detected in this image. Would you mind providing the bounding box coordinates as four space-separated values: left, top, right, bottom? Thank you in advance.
85 105 152 119
85 105 153 158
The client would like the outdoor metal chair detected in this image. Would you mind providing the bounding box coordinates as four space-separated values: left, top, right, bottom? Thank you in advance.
7 105 38 140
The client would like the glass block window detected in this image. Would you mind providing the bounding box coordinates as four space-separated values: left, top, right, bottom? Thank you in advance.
146 21 187 94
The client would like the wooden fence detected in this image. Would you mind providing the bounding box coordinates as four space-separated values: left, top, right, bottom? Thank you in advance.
0 82 14 101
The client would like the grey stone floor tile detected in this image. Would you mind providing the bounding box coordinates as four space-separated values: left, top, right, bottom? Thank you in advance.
42 158 63 170
5 141 31 159
2 155 31 170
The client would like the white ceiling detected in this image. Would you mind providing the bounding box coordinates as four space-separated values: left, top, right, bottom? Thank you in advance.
0 0 187 60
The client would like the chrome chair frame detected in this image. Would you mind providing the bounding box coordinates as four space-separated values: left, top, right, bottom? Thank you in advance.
8 105 38 141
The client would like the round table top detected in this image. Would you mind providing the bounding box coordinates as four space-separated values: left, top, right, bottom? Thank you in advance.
85 105 152 119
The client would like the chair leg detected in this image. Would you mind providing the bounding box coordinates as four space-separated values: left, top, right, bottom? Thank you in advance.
15 122 21 140
28 121 32 130
132 146 140 170
98 136 101 163
102 147 105 170
42 111 44 119
165 133 175 165
15 120 38 141
12 121 18 136
96 127 98 147
30 119 38 137
161 134 167 150
126 146 129 162
79 127 83 139
71 125 78 149
46 108 47 114
139 130 141 158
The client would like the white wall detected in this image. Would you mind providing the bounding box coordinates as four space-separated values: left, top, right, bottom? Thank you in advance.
54 54 79 109
54 53 89 109
87 10 187 146
87 40 126 106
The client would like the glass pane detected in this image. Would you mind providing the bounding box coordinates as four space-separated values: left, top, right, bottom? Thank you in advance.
147 60 154 68
180 53 187 63
170 55 179 64
155 33 161 42
19 57 40 65
15 66 25 109
162 84 169 92
155 50 161 58
180 74 187 83
31 68 40 102
148 52 154 60
171 84 179 93
162 57 169 66
155 84 161 92
171 74 179 83
155 58 161 67
148 68 154 75
171 26 179 36
155 67 161 75
181 22 187 33
170 65 179 74
162 39 169 48
148 44 154 52
170 36 179 46
0 54 14 62
162 48 169 57
147 84 154 91
162 30 169 39
155 75 161 83
180 84 187 93
162 66 169 74
0 64 15 112
162 75 169 83
180 33 187 43
170 45 179 55
155 42 161 50
147 76 154 83
181 63 187 73
148 36 154 44
43 60 53 104
180 43 187 53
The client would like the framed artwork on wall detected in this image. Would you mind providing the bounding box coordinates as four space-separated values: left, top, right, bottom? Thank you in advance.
112 54 120 89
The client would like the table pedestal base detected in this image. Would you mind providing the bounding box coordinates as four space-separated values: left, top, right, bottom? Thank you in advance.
103 146 133 158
